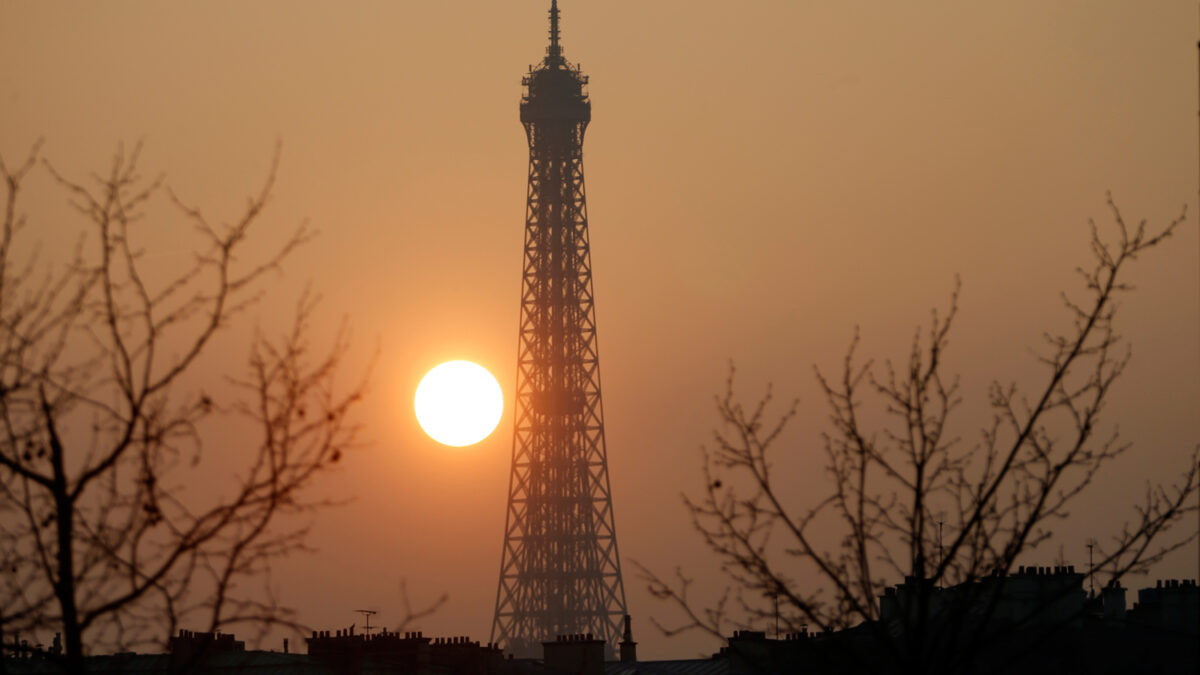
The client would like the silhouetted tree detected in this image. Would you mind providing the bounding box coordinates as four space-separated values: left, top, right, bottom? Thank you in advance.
0 143 367 673
643 198 1199 674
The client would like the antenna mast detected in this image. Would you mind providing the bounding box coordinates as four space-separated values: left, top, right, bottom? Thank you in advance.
355 609 377 637
547 0 563 64
937 520 944 572
1087 541 1096 598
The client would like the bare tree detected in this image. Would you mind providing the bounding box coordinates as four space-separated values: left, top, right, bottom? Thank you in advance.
0 142 367 673
643 198 1199 673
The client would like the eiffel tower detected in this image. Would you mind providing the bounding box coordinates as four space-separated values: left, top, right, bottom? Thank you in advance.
490 0 629 658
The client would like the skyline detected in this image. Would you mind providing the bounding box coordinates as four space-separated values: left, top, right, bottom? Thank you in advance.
2 0 1198 661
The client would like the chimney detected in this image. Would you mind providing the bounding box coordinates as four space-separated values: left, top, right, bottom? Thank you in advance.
1101 581 1127 621
620 615 638 663
543 634 604 675
283 638 289 654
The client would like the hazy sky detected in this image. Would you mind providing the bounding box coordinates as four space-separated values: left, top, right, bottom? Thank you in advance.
3 0 1198 660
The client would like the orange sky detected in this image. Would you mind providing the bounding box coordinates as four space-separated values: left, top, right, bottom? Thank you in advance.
3 0 1198 660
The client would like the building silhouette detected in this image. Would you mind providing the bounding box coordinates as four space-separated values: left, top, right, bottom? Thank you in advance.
3 572 1196 673
490 0 629 658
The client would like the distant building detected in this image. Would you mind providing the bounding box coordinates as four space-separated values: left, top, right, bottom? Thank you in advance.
1127 578 1200 634
879 565 1088 632
4 574 1196 674
2 628 506 675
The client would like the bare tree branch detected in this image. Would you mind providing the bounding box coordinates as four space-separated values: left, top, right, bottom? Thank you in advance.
642 197 1197 674
0 144 371 673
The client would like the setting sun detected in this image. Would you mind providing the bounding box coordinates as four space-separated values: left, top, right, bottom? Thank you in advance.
414 360 504 447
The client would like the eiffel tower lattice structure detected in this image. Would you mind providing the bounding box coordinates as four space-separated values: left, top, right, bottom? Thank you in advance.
490 0 629 659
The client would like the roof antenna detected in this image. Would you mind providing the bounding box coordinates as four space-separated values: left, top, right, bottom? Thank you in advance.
355 609 377 637
547 0 563 64
1087 540 1096 598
